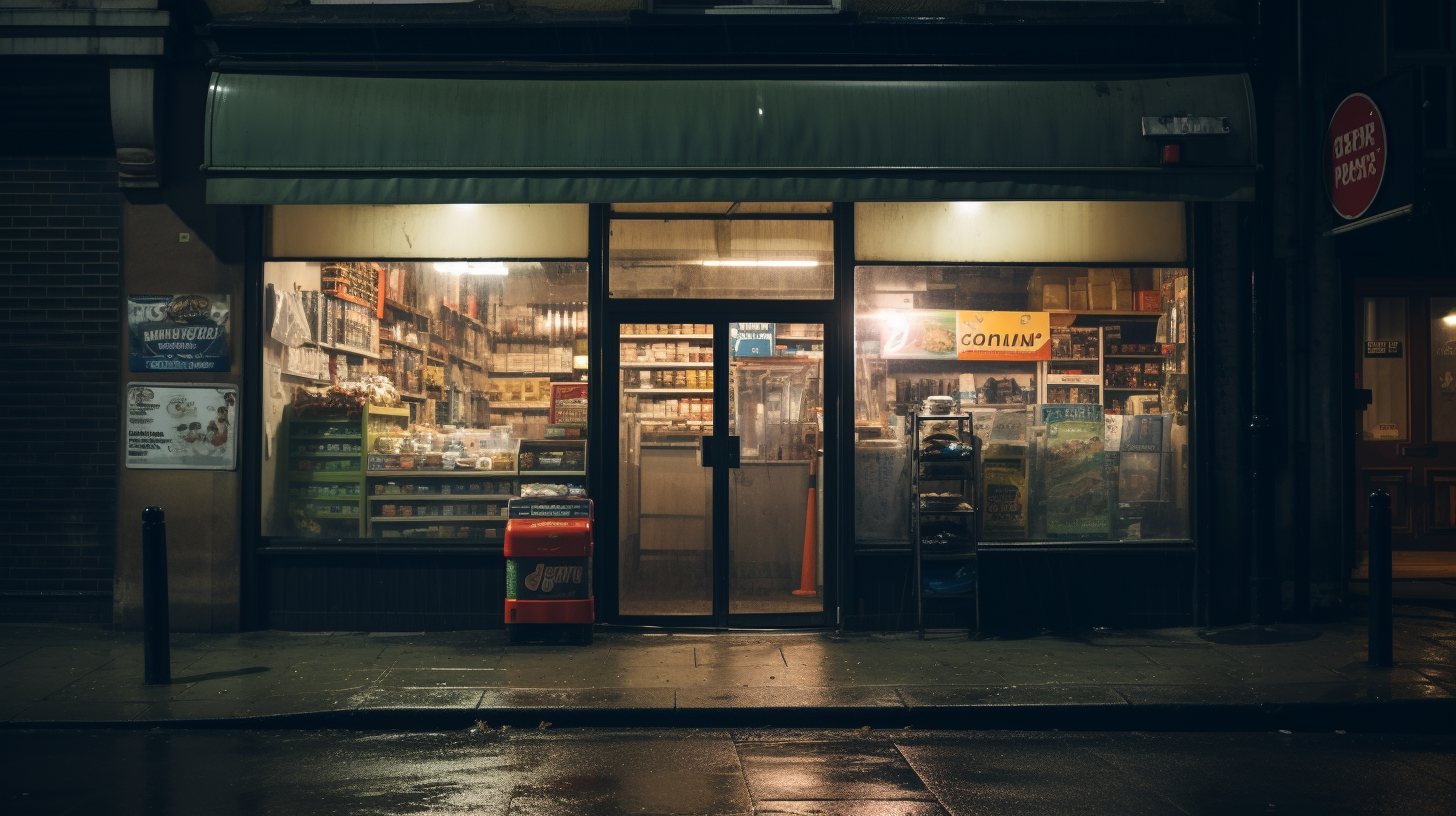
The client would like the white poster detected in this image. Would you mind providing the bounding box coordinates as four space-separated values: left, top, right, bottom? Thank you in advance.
126 382 238 470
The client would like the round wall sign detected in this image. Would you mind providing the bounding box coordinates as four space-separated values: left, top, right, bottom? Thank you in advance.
1326 92 1387 220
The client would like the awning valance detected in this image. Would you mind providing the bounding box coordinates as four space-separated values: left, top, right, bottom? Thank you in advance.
204 73 1256 204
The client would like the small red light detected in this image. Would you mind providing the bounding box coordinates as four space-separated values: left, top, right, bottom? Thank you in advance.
1161 143 1182 164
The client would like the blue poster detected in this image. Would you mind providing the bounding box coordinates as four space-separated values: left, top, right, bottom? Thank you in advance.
731 322 775 357
128 294 230 372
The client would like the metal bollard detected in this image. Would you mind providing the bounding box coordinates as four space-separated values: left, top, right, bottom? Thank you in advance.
142 506 171 685
1367 490 1393 668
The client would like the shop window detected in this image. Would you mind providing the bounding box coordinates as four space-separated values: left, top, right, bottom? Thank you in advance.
261 260 588 541
1431 297 1456 441
853 264 1192 544
609 212 834 299
1363 297 1410 442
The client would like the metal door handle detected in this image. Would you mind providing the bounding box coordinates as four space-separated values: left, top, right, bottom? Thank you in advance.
701 436 741 467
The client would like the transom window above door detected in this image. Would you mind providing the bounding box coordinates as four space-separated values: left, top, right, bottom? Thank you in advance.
607 203 835 300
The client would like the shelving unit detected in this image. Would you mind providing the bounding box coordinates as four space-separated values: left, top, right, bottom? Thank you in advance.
1038 326 1103 406
517 438 588 485
910 411 982 638
282 403 408 538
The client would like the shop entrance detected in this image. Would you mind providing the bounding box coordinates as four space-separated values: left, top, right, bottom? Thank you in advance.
610 314 833 627
1354 280 1456 579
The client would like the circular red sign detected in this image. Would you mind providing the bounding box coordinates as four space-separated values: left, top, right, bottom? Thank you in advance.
1327 93 1387 220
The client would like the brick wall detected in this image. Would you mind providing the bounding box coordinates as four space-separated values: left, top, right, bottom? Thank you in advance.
0 157 122 623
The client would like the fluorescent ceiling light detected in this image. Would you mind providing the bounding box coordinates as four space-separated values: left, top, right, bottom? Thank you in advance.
434 261 509 276
697 260 819 267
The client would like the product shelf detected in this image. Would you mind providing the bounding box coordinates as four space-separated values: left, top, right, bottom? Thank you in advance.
620 362 714 369
370 516 506 523
624 388 714 395
619 334 713 341
368 470 518 478
367 493 510 501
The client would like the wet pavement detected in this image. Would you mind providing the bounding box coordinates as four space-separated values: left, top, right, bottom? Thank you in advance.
0 603 1454 730
2 728 1455 815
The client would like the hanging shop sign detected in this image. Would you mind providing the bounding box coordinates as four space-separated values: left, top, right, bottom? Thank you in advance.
1326 71 1421 235
125 382 238 470
878 310 1051 361
1326 93 1386 221
127 294 231 372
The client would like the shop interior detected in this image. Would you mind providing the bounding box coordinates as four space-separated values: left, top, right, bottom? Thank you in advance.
853 265 1192 549
260 260 588 541
614 320 826 617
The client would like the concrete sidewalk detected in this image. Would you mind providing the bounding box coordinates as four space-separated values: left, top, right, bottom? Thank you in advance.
2 603 1454 731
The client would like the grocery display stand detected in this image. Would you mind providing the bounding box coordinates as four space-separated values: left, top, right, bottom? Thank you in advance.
283 403 407 538
910 411 982 638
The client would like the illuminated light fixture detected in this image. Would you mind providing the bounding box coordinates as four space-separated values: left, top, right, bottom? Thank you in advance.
1443 309 1456 326
697 260 819 267
434 261 509 276
573 355 590 370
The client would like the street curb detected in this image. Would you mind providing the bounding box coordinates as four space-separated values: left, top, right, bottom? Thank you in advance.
4 699 1455 733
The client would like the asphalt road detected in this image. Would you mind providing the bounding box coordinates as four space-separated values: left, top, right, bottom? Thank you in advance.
2 728 1454 815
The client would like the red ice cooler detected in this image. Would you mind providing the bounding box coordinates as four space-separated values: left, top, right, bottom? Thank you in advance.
504 503 593 645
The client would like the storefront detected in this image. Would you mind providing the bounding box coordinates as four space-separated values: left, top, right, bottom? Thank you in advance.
206 72 1255 631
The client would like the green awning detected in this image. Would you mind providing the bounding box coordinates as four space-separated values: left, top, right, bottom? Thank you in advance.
204 73 1256 204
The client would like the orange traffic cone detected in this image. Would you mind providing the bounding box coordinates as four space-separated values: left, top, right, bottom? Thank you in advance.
792 456 818 597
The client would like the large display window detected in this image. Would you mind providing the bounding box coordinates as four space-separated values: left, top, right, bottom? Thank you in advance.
260 205 590 543
852 203 1192 546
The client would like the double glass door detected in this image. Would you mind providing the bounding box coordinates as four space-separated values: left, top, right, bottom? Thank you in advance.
614 316 830 624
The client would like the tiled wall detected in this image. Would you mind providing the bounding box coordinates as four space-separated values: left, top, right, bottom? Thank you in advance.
0 157 122 623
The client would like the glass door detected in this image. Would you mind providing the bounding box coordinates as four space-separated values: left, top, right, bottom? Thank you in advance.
727 321 826 617
613 316 832 625
616 322 716 617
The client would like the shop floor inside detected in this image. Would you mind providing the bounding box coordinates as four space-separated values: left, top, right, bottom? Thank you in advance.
2 604 1454 731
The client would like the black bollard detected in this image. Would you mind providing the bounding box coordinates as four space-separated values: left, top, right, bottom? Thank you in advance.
1367 490 1393 668
142 506 171 684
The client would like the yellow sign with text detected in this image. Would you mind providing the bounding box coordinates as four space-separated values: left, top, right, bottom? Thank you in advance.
956 311 1051 361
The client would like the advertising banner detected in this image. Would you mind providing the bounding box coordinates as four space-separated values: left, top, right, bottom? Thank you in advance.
956 311 1052 361
878 309 1050 361
128 294 231 372
125 382 238 470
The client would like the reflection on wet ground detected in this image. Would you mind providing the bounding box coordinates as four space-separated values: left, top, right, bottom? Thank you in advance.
2 728 1454 816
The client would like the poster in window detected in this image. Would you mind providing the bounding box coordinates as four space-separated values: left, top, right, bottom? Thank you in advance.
878 311 959 360
125 382 238 470
1040 404 1111 536
128 294 230 372
983 458 1029 539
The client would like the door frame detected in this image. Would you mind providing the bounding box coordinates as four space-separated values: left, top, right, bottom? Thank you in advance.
602 305 841 629
1350 277 1456 562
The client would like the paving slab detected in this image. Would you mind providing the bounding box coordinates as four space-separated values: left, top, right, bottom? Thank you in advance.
737 739 937 802
2 611 1455 729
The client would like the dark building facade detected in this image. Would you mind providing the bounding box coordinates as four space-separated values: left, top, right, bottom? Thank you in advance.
6 1 1443 637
